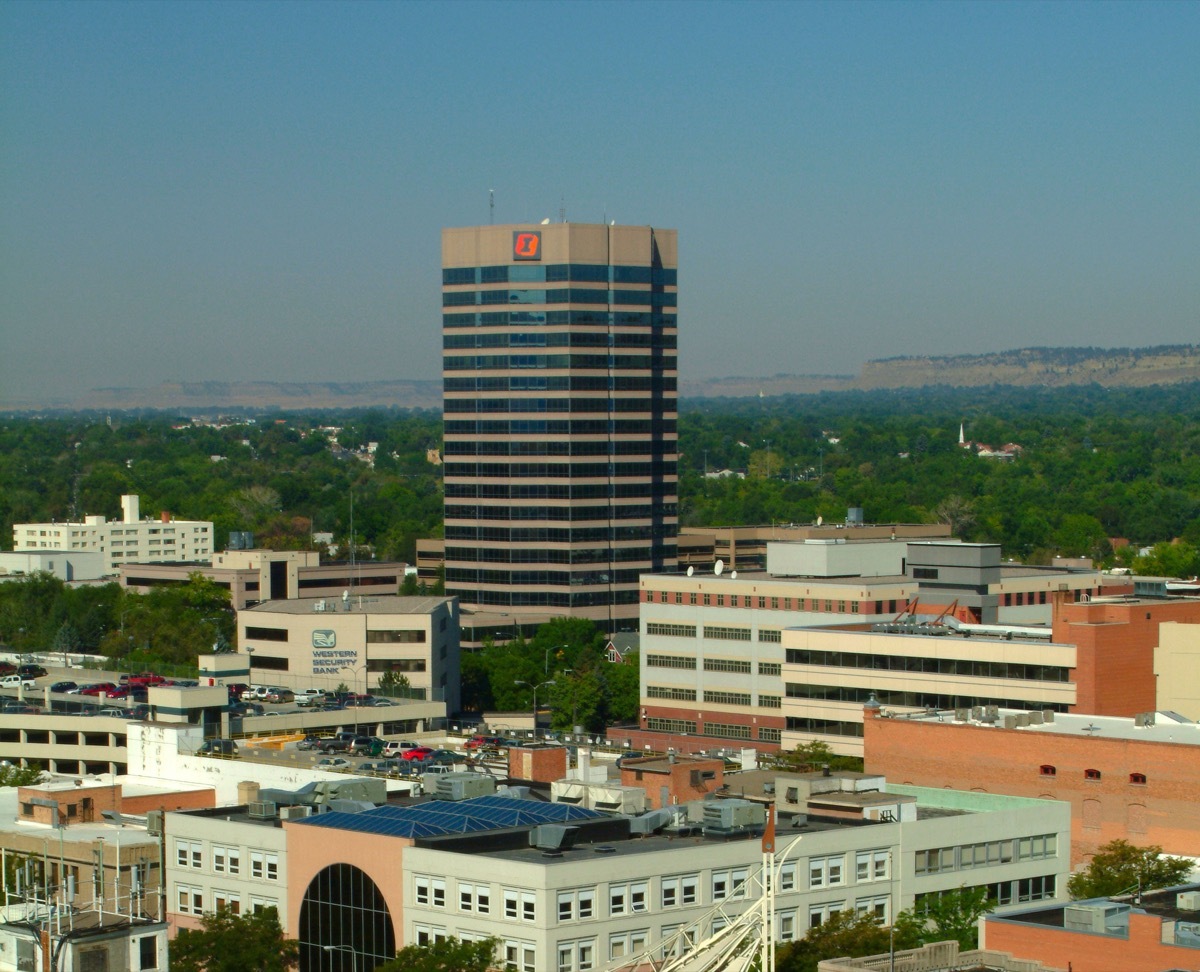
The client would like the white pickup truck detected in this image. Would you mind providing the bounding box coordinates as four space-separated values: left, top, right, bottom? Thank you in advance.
0 675 36 690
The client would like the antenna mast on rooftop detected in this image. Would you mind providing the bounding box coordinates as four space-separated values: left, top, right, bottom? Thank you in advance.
489 188 494 225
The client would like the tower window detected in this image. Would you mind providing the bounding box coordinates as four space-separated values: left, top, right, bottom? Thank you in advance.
1129 773 1146 785
1084 768 1101 781
1039 765 1056 777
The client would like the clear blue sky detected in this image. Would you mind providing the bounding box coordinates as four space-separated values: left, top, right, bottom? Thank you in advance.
2 0 1197 405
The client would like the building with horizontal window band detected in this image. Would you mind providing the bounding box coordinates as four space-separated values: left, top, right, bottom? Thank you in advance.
267 771 1068 972
441 222 678 636
236 596 459 712
623 539 1123 757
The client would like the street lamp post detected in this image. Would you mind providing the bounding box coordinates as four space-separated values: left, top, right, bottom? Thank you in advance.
515 679 555 740
341 664 368 735
322 943 358 972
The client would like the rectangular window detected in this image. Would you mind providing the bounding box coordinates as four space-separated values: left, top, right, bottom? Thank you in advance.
809 855 846 889
213 890 241 915
138 935 158 971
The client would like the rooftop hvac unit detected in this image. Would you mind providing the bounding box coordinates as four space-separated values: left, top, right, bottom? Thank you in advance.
1177 891 1200 911
280 805 312 821
434 773 495 802
1042 709 1055 723
702 799 766 837
1003 715 1018 729
146 810 163 836
629 808 674 835
970 706 984 721
529 824 580 851
1064 903 1128 934
985 705 999 720
1015 713 1030 728
954 708 968 722
1028 711 1044 725
248 801 278 820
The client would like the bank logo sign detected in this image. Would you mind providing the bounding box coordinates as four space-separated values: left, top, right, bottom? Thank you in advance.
312 629 337 648
513 230 541 260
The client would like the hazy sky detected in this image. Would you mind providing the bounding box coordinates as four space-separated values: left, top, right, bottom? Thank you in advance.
2 1 1198 405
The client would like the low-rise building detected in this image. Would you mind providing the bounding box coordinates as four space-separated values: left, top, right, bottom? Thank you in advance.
982 883 1200 972
238 595 459 712
864 704 1200 864
279 772 1069 972
12 494 213 571
121 548 407 610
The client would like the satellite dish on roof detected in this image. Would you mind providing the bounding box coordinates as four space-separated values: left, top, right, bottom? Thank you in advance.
686 566 694 577
540 217 551 225
730 570 738 580
816 515 823 526
715 560 725 576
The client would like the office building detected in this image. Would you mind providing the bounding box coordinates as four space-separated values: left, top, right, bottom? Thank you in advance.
864 704 1200 865
121 548 406 610
13 494 213 572
237 595 460 712
441 222 678 633
279 772 1067 972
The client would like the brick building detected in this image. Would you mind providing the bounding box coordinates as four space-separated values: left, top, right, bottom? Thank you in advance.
863 706 1200 864
983 884 1200 972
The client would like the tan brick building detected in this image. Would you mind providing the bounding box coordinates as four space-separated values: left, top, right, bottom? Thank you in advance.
864 706 1200 864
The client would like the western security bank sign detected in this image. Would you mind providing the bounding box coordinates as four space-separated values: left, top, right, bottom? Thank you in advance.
311 629 358 675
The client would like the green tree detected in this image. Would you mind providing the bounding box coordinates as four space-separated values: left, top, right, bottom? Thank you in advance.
169 906 298 972
906 885 994 949
1067 839 1193 899
769 740 864 774
377 936 497 972
0 762 44 787
776 909 915 972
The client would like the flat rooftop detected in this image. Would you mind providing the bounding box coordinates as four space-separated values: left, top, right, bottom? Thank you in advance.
888 707 1200 745
244 595 451 616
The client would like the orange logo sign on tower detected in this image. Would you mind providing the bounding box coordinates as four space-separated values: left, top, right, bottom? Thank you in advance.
513 231 542 260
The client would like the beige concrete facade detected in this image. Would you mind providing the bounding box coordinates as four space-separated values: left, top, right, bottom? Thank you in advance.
442 222 678 632
237 595 459 711
121 549 405 610
1154 621 1200 720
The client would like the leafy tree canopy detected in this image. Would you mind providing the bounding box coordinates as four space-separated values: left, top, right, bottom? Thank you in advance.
1067 839 1194 899
0 762 43 787
377 936 497 972
169 907 298 972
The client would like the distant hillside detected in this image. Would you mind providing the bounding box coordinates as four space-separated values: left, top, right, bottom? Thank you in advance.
684 345 1200 398
10 345 1200 412
857 345 1200 390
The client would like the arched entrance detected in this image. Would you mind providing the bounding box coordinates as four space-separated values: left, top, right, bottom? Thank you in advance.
298 863 396 972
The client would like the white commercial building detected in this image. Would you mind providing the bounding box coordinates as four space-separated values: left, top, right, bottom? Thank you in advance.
12 494 213 572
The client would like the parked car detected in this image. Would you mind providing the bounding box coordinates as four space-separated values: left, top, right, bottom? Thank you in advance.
228 701 264 717
127 672 165 687
197 738 238 757
226 683 250 700
465 735 508 754
382 740 418 757
318 733 357 754
265 687 295 704
1 674 37 690
104 686 131 700
426 749 469 765
368 698 398 707
49 681 78 694
78 682 118 697
17 664 47 679
249 686 275 701
96 707 130 718
294 688 326 707
341 694 374 707
349 736 386 757
316 757 350 770
400 746 435 761
297 734 325 752
0 662 15 676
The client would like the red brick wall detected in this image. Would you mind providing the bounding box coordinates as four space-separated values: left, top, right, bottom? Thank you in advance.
864 711 1200 864
985 910 1188 972
1054 597 1200 716
507 746 568 784
123 788 214 814
620 757 724 809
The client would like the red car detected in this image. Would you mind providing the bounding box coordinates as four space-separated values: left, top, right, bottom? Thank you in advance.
128 672 167 687
78 682 118 697
400 747 434 761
